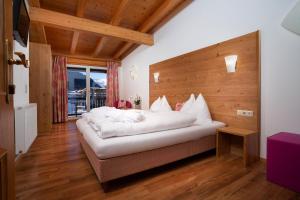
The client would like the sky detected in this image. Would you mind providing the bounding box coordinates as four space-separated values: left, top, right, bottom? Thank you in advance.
78 71 107 87
90 71 107 87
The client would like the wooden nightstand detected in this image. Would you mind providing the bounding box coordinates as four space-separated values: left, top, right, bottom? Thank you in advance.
216 127 259 167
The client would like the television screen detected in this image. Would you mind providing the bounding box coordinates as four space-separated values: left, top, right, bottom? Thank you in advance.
13 0 30 47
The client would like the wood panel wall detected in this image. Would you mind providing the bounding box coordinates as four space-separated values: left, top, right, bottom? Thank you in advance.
29 42 53 134
150 31 260 132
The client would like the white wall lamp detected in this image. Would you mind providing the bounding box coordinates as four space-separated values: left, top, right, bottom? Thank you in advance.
130 70 137 80
224 55 238 73
282 0 300 36
153 72 160 83
130 65 138 80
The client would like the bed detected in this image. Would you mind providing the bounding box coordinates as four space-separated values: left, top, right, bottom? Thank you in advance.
76 32 261 184
76 117 225 183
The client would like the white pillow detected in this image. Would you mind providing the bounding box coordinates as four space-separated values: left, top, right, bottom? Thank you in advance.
193 94 212 125
160 96 172 112
180 94 195 112
150 97 161 112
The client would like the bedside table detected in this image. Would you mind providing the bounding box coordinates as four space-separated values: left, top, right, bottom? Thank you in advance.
216 127 259 167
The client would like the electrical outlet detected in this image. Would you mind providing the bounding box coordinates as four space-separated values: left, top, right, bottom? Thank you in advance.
237 110 254 117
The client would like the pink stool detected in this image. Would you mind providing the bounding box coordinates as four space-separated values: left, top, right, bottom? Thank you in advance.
267 132 300 192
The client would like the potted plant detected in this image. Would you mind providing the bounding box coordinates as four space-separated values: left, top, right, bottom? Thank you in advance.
134 95 141 109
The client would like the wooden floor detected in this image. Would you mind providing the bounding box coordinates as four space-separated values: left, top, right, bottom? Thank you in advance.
16 122 300 200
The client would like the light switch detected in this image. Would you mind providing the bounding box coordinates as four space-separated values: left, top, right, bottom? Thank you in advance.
237 110 254 117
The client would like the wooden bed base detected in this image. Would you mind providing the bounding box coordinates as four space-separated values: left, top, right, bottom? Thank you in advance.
78 134 216 183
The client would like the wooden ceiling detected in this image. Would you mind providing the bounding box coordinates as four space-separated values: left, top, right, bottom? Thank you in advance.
28 0 192 64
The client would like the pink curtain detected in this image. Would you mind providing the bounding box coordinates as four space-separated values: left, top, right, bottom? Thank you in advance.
52 56 68 123
106 61 120 107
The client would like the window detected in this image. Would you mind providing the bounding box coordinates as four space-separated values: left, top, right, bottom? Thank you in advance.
67 65 107 117
90 69 107 110
67 67 87 116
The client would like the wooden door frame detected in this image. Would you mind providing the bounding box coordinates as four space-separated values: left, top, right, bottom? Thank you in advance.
0 0 15 199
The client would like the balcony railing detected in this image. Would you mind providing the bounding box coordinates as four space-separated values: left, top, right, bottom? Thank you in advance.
68 95 106 116
90 96 106 109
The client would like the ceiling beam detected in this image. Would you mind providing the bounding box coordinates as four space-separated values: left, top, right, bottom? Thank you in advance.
67 57 108 67
93 37 105 57
110 0 130 25
93 0 130 57
70 0 88 54
113 0 189 59
70 32 80 54
119 0 193 60
114 42 133 59
150 0 193 34
28 0 47 43
76 0 88 17
52 51 116 61
52 51 121 67
29 7 154 46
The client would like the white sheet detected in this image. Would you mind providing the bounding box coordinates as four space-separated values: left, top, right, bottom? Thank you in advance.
83 110 197 139
76 119 225 159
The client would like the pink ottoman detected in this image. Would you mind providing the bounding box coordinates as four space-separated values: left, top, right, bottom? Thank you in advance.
267 132 300 192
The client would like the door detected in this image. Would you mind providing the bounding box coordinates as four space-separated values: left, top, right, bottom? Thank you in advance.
67 66 107 117
67 67 87 117
89 68 107 110
0 0 15 199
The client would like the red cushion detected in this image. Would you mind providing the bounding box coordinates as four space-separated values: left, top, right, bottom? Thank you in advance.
126 101 132 108
118 100 126 108
175 102 183 111
114 100 132 109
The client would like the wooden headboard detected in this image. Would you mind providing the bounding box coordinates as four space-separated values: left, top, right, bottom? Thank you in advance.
149 31 260 132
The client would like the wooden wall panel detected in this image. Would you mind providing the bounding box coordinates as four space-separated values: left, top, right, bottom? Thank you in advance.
29 42 52 134
150 32 260 132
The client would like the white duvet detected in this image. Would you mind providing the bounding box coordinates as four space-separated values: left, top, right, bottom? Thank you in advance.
82 109 197 139
83 107 145 123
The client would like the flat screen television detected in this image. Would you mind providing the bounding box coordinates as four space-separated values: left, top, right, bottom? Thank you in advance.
13 0 30 47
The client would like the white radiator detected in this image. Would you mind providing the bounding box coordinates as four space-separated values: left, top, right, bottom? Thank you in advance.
15 103 37 154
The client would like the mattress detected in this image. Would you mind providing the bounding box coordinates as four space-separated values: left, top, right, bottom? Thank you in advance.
76 119 225 159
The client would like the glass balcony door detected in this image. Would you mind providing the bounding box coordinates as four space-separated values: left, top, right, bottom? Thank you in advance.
67 66 107 117
90 69 107 110
67 67 87 117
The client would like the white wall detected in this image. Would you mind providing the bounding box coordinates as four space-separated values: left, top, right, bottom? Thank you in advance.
13 0 30 108
119 0 300 158
13 40 29 108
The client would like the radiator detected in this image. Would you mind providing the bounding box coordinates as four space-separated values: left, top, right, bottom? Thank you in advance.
15 103 37 154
